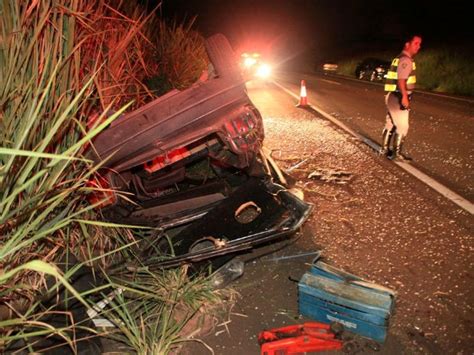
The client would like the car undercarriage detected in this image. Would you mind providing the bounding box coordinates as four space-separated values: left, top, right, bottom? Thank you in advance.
89 34 312 269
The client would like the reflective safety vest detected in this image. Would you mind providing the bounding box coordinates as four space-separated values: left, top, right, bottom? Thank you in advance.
384 54 416 92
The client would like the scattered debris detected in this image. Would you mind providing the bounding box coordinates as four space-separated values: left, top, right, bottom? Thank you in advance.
308 168 353 184
287 158 309 172
210 259 245 289
267 251 321 262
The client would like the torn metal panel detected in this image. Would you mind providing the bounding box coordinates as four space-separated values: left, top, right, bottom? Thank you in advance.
142 179 313 269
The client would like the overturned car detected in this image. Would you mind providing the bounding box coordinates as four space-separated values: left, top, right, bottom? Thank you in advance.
89 34 312 269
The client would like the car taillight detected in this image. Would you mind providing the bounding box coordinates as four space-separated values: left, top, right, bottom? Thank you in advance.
143 147 190 173
223 110 261 154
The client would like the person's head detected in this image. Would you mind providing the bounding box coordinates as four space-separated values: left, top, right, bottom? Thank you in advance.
403 35 422 57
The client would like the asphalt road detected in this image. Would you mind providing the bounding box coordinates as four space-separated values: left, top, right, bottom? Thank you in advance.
275 72 474 203
183 77 473 355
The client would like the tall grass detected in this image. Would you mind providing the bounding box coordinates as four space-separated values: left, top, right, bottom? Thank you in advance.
416 48 474 96
0 0 138 301
78 1 162 108
146 17 209 96
1 0 219 353
103 266 222 354
0 1 134 350
1 0 96 291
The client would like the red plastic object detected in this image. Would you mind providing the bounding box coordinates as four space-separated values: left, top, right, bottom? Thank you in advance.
86 173 117 208
258 322 343 355
144 146 190 173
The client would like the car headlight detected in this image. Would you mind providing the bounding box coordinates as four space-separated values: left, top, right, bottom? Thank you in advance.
244 57 257 67
255 63 272 78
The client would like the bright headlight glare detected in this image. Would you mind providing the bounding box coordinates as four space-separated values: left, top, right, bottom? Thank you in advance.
256 63 271 78
244 57 257 67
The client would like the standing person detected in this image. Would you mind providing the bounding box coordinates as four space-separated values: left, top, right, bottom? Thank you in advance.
380 34 422 161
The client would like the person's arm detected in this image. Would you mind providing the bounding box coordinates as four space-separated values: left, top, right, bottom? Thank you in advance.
397 79 410 109
397 56 412 109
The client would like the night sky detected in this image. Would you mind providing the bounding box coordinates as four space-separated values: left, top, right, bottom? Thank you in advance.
156 0 472 64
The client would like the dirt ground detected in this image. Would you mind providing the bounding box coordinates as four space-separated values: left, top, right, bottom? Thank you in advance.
183 84 473 354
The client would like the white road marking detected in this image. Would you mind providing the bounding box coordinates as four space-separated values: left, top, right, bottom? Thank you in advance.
321 73 474 104
319 78 342 86
416 90 474 104
273 80 474 215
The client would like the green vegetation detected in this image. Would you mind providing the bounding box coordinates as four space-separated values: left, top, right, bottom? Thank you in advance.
1 0 218 353
336 48 474 97
416 48 474 96
148 18 209 96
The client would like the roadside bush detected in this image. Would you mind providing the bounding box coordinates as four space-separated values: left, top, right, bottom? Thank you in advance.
147 18 208 96
336 58 363 77
416 48 474 96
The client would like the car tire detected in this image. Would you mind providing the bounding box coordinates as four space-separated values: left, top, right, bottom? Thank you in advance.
205 34 240 77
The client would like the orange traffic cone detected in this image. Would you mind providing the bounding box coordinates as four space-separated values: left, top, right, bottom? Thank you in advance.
296 80 309 107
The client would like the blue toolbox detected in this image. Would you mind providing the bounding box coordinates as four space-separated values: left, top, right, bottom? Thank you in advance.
298 259 396 343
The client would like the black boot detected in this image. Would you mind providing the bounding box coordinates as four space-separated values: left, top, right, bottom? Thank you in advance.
391 133 412 161
379 128 393 156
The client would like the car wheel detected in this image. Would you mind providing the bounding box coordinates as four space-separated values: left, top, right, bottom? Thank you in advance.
205 34 240 77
